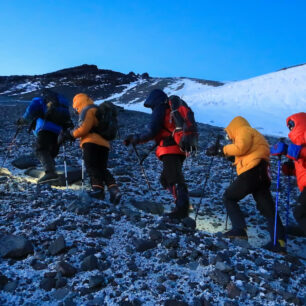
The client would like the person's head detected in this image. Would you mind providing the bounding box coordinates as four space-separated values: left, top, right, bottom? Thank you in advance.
286 112 306 145
144 89 168 110
41 89 59 106
72 93 94 114
225 116 251 141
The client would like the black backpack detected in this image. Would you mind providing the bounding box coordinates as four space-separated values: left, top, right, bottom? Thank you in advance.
168 95 199 153
80 102 118 141
43 94 70 127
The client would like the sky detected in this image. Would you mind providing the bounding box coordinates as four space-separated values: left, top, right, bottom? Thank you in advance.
0 0 305 81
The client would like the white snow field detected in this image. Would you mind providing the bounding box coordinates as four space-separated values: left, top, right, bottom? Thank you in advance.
122 64 306 137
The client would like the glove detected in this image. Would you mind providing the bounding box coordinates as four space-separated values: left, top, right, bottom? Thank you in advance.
270 142 288 156
16 118 26 126
206 145 224 157
282 161 295 176
124 134 140 146
286 144 302 161
58 129 74 145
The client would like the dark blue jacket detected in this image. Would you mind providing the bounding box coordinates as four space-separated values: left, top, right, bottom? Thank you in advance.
138 89 169 142
23 95 69 136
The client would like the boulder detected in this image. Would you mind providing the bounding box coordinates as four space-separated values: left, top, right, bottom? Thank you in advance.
0 235 34 259
25 166 82 186
133 239 157 252
131 200 164 215
81 255 99 271
12 154 39 169
48 235 66 255
56 261 77 277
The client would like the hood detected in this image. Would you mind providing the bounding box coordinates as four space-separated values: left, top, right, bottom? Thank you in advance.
225 116 251 140
286 112 306 145
144 89 168 109
73 93 94 114
41 89 59 105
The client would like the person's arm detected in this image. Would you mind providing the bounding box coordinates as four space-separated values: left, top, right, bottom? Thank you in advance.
138 104 166 143
223 128 253 157
22 98 44 122
72 109 95 139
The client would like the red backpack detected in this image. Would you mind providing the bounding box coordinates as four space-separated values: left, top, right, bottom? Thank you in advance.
167 95 199 153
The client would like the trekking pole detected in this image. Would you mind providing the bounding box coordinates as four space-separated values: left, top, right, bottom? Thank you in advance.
285 175 290 242
132 144 155 200
81 152 85 191
225 165 234 230
195 135 222 222
139 143 158 165
273 156 282 246
1 126 22 170
62 143 69 190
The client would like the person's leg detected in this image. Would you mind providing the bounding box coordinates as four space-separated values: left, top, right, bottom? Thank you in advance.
97 146 121 204
223 165 261 238
253 188 286 244
83 143 105 199
161 154 189 219
294 188 306 235
36 131 58 183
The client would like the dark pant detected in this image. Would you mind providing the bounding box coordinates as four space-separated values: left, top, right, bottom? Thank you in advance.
36 130 59 173
160 154 186 188
82 143 116 188
294 188 306 235
160 154 189 212
223 160 285 241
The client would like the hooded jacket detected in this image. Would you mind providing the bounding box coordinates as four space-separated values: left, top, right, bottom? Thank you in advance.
139 89 184 158
223 116 270 175
72 93 110 149
23 95 71 136
286 112 306 191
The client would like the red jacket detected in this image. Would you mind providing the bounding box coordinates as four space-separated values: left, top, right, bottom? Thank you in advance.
155 108 184 158
287 112 306 191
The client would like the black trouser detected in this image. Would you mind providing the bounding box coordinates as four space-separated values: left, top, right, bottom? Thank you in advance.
82 143 116 189
36 130 59 173
160 154 186 188
294 188 306 235
160 154 189 212
223 160 285 241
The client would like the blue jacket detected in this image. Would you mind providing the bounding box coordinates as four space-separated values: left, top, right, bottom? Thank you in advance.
138 89 168 142
23 96 68 136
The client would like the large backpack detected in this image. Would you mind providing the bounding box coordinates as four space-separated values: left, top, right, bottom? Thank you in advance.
167 95 198 153
43 94 70 127
80 102 118 141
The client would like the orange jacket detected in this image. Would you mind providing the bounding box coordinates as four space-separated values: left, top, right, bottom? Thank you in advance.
72 93 110 149
287 112 306 191
155 108 185 158
223 116 270 176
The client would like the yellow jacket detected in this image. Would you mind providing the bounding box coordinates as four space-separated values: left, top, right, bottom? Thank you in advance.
223 116 270 176
72 93 110 149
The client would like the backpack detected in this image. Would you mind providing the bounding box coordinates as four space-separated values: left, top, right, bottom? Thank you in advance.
43 95 70 127
167 95 198 153
80 102 118 141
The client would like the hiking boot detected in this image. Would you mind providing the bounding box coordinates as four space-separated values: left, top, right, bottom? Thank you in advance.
166 207 189 220
37 172 59 184
108 185 122 204
166 183 189 219
89 187 105 200
263 240 287 254
223 228 248 240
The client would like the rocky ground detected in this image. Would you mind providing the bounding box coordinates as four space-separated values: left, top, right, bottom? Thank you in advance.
0 101 305 306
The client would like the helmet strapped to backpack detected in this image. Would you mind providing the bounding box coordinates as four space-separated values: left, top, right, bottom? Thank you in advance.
167 95 198 153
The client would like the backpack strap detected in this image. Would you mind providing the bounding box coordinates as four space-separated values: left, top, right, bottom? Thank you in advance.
79 105 98 123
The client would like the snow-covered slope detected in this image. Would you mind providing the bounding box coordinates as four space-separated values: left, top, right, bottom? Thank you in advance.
121 65 306 136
